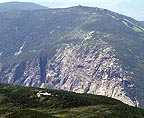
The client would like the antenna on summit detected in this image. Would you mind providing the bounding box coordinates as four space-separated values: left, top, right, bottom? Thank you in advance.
78 3 82 7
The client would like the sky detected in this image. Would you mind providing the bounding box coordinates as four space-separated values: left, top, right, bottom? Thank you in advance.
0 0 143 21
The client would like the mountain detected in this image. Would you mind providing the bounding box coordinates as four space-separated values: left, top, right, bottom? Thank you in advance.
0 5 144 107
140 21 144 26
0 2 48 12
0 83 144 118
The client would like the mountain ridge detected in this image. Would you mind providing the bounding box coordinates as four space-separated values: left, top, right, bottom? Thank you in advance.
0 1 48 12
0 4 144 107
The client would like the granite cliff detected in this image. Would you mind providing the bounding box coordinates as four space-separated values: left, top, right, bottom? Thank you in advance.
0 5 144 107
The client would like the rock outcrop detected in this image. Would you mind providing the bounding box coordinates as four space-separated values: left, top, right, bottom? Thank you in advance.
0 5 144 107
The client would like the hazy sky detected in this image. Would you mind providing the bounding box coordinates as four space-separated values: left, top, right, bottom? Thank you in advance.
0 0 143 21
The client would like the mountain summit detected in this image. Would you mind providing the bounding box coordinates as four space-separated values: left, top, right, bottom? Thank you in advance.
0 1 48 12
0 4 144 107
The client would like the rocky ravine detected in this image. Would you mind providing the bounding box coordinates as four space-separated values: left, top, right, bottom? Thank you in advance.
0 30 139 107
1 5 144 107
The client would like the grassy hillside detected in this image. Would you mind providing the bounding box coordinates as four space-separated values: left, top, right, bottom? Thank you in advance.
0 83 144 118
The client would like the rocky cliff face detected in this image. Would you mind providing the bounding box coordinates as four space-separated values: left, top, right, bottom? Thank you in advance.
0 5 144 107
45 40 138 106
0 30 139 106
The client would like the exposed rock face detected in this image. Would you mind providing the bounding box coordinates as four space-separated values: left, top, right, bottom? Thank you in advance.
1 59 41 86
0 5 144 107
0 31 139 106
43 39 138 106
